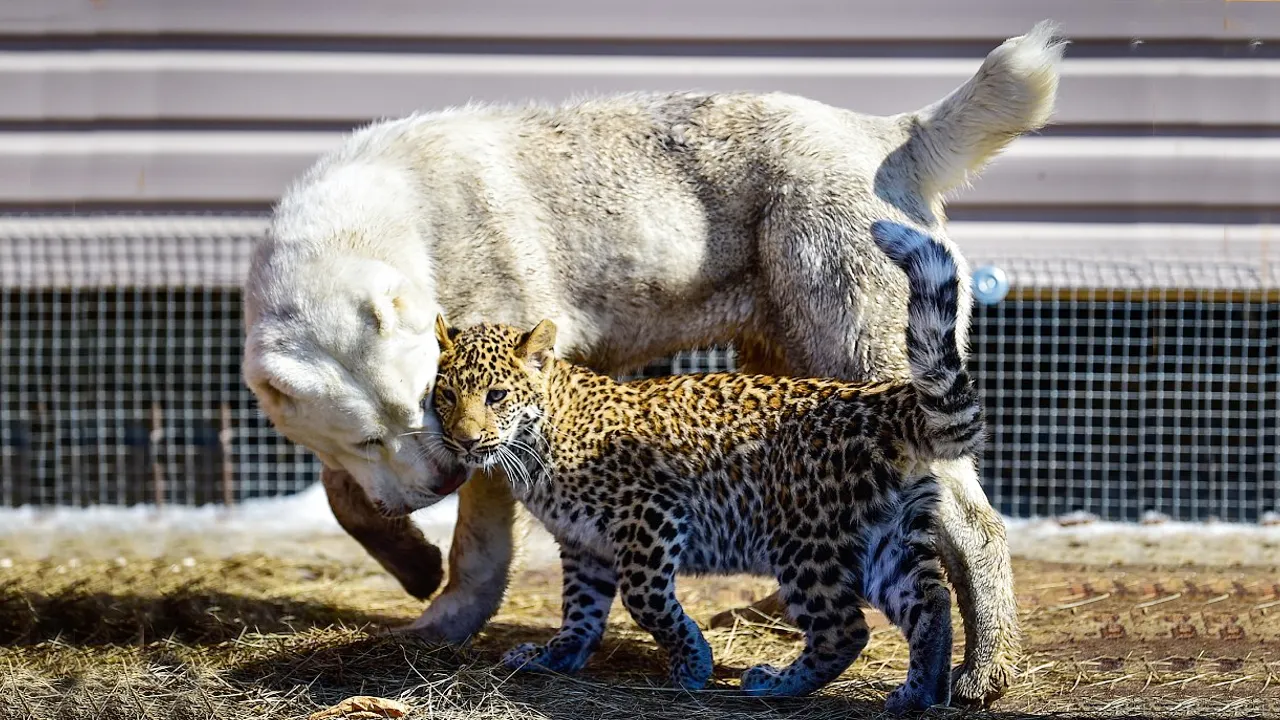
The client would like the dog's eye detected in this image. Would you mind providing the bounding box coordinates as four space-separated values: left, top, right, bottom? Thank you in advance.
486 389 508 405
437 388 456 404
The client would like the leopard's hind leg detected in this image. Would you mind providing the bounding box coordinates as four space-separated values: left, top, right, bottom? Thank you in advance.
740 538 871 697
863 481 953 715
503 544 615 674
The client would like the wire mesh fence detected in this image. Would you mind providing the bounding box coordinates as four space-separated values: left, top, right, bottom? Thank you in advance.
967 259 1279 524
1 218 1277 521
0 218 316 507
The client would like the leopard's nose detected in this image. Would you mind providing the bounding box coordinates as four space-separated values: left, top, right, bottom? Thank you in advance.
457 437 479 451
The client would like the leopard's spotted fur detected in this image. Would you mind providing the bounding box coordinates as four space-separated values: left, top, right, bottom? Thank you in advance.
429 221 984 713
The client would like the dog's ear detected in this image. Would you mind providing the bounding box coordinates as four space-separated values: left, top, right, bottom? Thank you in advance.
343 260 428 337
435 314 459 352
250 378 296 418
515 319 557 371
370 293 422 337
243 350 327 422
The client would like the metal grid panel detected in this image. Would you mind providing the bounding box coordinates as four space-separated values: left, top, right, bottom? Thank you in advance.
1 225 1277 521
0 224 313 507
970 259 1279 523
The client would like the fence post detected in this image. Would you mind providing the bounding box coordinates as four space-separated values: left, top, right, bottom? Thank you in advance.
150 403 164 508
220 402 234 507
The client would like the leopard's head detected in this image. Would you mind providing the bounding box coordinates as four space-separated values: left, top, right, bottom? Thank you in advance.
430 315 557 473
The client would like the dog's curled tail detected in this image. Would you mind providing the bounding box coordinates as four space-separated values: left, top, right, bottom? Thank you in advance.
907 21 1067 199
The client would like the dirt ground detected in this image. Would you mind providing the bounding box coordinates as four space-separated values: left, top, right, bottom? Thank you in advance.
1 519 1277 720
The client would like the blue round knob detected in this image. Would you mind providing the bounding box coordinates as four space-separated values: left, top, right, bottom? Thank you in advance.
972 265 1010 305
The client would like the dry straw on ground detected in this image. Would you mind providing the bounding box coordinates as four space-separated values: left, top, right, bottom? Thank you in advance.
0 540 1277 720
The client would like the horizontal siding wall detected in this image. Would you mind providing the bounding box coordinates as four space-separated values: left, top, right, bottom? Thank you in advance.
0 1 1277 232
5 0 1280 40
5 135 1280 209
2 1 1279 517
6 54 1279 127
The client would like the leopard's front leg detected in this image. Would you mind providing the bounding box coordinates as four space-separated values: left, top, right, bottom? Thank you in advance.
504 544 616 675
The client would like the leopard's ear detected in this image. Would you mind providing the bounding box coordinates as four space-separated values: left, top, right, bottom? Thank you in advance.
516 319 557 371
435 314 458 352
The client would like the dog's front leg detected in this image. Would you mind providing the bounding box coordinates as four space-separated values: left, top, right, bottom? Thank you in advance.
403 469 518 644
323 466 445 599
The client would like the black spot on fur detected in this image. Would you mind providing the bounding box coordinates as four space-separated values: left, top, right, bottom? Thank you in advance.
813 544 834 564
584 576 615 597
647 547 664 569
853 479 874 502
820 564 841 586
796 568 818 591
634 527 655 547
643 507 665 529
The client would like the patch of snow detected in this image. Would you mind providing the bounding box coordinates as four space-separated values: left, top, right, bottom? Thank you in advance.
0 486 1275 568
0 482 460 540
1001 513 1280 566
1002 514 1280 539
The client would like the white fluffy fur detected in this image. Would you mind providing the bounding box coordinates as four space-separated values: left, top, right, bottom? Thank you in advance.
243 23 1064 698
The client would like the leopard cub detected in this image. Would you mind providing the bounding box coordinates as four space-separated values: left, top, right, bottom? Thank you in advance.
429 221 985 714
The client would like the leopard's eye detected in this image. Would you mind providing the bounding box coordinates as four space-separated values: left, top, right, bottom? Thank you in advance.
358 438 384 451
437 387 456 404
486 388 508 405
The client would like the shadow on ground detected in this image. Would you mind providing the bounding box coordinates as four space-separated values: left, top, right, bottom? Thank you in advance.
225 625 899 720
0 554 404 646
0 585 397 646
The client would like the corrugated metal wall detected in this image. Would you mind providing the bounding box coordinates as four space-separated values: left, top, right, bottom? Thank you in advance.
2 1 1279 517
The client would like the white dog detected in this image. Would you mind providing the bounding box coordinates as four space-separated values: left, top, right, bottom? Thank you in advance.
244 22 1065 706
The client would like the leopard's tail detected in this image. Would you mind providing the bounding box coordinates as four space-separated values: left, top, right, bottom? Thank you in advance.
870 220 985 461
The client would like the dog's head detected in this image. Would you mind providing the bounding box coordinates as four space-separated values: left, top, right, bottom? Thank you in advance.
245 253 470 515
244 156 473 516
